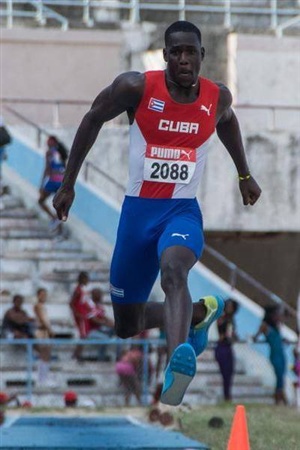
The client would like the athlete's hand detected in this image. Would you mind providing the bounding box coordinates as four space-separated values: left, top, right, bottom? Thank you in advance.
53 185 75 221
239 176 261 206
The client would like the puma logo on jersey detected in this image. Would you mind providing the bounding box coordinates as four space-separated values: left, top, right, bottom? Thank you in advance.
158 120 199 134
200 103 212 116
181 149 193 160
171 233 190 240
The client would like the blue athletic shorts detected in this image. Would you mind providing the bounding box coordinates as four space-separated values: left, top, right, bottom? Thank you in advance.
43 179 62 193
110 196 204 304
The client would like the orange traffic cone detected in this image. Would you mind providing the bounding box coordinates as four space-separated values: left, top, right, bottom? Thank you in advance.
227 405 250 450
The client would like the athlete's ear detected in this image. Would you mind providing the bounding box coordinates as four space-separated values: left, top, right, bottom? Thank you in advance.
163 48 168 62
201 47 205 61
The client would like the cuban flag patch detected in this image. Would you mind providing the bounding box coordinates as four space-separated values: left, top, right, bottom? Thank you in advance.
148 97 165 113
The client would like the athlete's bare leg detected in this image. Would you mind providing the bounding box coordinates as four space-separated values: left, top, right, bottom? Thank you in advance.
112 245 207 359
38 191 57 220
159 245 197 358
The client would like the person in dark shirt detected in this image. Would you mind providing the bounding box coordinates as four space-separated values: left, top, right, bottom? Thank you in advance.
214 298 239 401
2 295 35 339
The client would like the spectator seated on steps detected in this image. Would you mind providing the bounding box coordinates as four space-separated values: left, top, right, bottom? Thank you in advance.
1 295 36 339
85 288 115 361
70 272 115 361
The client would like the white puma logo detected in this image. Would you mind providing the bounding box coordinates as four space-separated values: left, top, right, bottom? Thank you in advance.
181 149 193 160
200 103 212 116
171 233 190 240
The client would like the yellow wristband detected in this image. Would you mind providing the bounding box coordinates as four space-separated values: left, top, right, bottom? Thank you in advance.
238 174 251 181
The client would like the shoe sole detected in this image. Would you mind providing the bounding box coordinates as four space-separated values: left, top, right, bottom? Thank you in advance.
190 296 225 356
160 344 196 406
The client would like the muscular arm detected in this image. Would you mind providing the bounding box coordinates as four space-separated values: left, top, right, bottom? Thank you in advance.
53 71 144 220
216 84 261 205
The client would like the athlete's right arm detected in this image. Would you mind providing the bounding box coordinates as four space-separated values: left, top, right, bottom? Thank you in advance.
53 71 144 221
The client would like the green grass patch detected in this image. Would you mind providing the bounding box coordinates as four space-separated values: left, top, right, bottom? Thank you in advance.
176 404 299 450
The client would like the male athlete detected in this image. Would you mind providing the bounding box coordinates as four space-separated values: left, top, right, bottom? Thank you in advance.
53 21 261 405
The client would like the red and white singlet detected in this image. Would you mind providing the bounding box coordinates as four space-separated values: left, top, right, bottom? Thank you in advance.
126 70 219 199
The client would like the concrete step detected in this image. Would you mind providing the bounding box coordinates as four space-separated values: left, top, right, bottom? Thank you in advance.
0 237 82 252
0 273 34 296
0 195 23 210
0 228 55 239
0 258 107 274
0 207 37 219
0 217 48 230
41 269 109 283
0 272 110 297
2 249 100 261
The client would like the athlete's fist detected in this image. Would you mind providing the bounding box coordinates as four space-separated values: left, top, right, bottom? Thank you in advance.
53 185 75 221
239 176 261 206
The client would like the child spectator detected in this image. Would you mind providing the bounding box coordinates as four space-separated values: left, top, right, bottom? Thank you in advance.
86 288 115 361
33 288 54 385
69 271 91 360
115 345 143 406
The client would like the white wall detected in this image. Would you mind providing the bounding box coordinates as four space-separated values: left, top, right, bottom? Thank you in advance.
1 28 122 125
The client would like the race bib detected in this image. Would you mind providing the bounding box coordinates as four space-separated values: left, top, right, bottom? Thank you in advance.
144 144 196 184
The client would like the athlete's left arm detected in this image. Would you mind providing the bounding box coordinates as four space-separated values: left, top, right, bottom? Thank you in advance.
215 83 261 206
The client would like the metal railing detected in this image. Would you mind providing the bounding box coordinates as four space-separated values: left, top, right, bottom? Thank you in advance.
2 104 124 193
1 0 299 35
203 245 298 322
0 337 155 404
3 97 299 132
0 337 297 405
2 0 69 30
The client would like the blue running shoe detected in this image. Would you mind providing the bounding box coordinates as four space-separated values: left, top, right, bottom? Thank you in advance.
188 295 225 357
160 343 196 406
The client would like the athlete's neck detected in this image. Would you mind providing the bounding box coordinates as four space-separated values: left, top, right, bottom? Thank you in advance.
166 77 198 89
164 71 200 103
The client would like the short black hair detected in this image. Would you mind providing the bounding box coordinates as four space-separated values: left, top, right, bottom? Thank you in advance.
164 21 202 47
263 305 281 330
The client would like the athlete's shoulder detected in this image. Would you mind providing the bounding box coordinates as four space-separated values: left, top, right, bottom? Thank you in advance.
112 71 145 93
214 82 233 109
110 71 145 109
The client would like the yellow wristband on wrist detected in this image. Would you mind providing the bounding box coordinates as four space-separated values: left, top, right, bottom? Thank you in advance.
238 174 251 181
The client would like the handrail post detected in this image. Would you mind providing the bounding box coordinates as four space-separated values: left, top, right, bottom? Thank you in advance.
37 128 42 148
35 0 46 26
179 0 186 21
53 101 61 128
130 0 140 24
224 0 231 29
26 341 34 402
142 340 149 406
229 262 237 288
7 0 13 29
271 106 276 130
83 0 94 27
270 0 278 30
84 161 89 182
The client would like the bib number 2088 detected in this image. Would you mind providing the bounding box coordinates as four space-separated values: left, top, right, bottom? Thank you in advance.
150 162 189 181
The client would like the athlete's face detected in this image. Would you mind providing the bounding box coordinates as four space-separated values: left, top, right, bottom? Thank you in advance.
163 32 204 88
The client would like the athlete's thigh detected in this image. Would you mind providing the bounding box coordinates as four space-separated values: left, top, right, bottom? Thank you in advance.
110 212 159 305
157 213 204 261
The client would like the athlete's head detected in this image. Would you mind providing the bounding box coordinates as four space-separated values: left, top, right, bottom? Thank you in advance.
164 21 202 47
163 21 205 88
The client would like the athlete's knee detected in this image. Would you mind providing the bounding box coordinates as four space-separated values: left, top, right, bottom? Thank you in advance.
114 321 140 339
160 260 188 293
